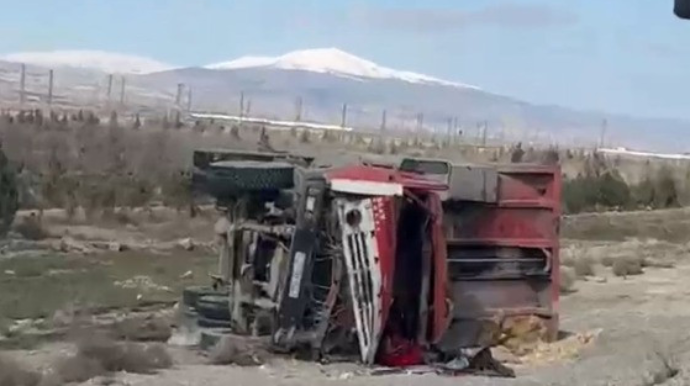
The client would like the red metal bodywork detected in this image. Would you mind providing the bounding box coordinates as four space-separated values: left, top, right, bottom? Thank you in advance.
324 162 561 359
326 165 449 193
442 164 561 345
325 165 451 362
427 192 450 344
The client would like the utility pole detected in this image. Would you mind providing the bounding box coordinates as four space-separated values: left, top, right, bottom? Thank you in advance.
294 97 302 121
239 91 245 120
19 64 26 106
47 69 54 106
380 109 387 132
119 76 126 107
416 113 424 132
187 87 193 112
106 74 113 104
245 99 252 117
175 83 184 107
341 103 348 128
481 120 488 146
599 118 608 148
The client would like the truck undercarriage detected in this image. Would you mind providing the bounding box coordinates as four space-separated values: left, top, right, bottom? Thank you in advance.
179 149 560 376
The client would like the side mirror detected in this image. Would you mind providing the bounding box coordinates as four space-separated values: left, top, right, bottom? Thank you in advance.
675 0 690 19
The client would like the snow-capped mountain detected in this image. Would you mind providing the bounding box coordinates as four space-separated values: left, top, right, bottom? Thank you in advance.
0 50 174 75
205 48 477 89
0 47 687 151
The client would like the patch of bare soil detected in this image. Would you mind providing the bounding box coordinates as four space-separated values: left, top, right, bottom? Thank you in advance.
5 206 690 386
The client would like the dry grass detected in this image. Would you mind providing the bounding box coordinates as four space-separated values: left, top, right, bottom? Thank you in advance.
53 354 105 384
612 257 644 277
111 315 172 342
209 335 268 366
0 355 41 386
75 334 172 373
573 257 595 278
600 255 615 267
12 214 49 240
54 334 172 383
0 250 215 323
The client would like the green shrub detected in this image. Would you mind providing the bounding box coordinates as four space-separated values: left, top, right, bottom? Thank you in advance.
632 166 680 209
563 170 632 214
0 145 19 237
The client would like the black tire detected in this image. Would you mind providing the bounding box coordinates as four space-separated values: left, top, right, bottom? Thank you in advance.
196 295 231 321
199 328 232 351
182 286 228 309
195 161 295 198
197 316 233 329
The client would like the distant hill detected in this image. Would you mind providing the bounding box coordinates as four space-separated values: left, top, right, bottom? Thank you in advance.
1 48 689 152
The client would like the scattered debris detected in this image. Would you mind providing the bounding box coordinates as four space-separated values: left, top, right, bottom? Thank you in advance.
517 329 601 367
114 276 172 293
53 236 94 254
500 315 550 356
177 238 195 251
108 242 125 252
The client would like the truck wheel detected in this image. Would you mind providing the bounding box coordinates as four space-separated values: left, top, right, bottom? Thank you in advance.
195 161 295 198
196 295 231 321
197 316 233 329
182 286 228 309
199 328 233 351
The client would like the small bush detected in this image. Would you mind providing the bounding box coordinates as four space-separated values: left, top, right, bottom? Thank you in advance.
54 354 105 384
601 255 615 267
562 168 632 214
62 334 172 379
112 317 172 342
0 354 41 386
634 166 680 210
559 266 577 294
574 257 595 277
612 257 644 277
13 214 49 240
560 255 575 268
210 335 267 366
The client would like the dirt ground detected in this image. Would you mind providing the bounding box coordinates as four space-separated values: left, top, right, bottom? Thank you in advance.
3 208 690 385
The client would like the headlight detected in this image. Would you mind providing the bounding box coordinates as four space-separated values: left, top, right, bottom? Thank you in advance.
345 209 362 228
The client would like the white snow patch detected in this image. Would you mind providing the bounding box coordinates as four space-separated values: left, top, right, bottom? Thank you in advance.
205 48 477 89
0 50 174 75
205 56 274 70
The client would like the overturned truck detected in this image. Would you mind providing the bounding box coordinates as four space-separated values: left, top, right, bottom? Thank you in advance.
183 149 560 371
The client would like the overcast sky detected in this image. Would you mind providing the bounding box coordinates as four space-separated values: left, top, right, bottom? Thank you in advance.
1 0 689 120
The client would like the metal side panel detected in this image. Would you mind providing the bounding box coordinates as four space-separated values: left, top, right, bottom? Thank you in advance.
336 198 383 365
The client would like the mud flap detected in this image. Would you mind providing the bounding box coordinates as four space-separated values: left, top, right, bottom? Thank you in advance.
336 198 383 365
